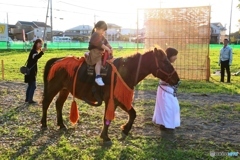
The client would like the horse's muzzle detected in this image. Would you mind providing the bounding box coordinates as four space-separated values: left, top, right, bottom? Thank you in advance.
176 80 181 88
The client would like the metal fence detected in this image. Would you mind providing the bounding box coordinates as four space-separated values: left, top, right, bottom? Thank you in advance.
138 6 211 80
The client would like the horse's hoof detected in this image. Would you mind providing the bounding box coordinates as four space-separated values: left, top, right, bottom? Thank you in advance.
41 126 48 131
120 132 128 140
59 126 68 131
100 140 112 147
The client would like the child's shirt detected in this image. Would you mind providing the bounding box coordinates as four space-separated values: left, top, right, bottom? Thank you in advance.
88 32 108 51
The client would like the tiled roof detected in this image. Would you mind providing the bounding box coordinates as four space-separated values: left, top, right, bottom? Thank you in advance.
18 21 38 28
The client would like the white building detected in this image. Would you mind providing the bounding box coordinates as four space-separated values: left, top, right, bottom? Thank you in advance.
64 25 93 41
210 22 227 44
121 28 137 36
105 23 121 41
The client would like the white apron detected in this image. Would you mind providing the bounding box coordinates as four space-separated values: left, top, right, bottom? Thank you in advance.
152 81 180 129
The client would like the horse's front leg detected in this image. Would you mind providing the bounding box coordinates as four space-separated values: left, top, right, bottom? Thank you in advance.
41 96 52 130
119 105 136 139
100 101 116 146
56 89 69 130
41 84 61 130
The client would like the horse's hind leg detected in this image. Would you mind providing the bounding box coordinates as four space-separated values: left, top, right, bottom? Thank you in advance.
56 89 69 129
41 84 61 129
119 105 136 139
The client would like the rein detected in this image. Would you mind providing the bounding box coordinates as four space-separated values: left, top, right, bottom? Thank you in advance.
159 83 178 97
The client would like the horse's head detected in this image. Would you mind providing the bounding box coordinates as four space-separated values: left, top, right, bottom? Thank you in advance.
151 48 180 86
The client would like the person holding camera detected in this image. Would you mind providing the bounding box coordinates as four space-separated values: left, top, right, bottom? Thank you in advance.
24 39 46 104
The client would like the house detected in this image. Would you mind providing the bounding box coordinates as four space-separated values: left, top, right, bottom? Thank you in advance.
12 21 51 41
106 23 121 41
210 22 227 44
7 24 17 40
119 28 146 42
121 28 137 36
46 30 64 40
64 25 93 42
32 21 51 40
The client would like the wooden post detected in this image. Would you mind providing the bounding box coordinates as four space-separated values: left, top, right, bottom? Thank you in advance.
1 60 4 80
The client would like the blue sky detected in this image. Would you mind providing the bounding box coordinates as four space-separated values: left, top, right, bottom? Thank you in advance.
0 0 239 32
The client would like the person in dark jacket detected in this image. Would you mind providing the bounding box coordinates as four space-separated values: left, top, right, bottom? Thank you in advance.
24 39 46 104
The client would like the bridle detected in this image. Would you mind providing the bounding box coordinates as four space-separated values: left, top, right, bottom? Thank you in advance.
134 50 178 87
153 50 181 97
153 51 176 83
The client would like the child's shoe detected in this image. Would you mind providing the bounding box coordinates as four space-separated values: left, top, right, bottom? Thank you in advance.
95 77 105 86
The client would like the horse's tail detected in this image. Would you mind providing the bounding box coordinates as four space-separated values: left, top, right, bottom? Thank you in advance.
43 57 63 98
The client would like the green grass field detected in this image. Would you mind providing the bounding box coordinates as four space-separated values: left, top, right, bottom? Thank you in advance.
0 47 240 160
0 47 240 94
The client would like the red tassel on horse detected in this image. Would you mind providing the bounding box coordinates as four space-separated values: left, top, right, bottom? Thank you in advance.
106 98 115 120
70 100 79 125
105 65 115 120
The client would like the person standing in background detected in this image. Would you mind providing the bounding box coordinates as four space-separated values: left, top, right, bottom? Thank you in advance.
219 39 233 83
25 39 46 104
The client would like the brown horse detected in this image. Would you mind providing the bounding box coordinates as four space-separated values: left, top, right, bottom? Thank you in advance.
41 48 180 145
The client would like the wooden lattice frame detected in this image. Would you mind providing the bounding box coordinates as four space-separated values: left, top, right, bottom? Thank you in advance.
138 6 211 80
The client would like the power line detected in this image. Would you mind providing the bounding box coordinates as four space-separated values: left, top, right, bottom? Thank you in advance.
0 2 45 9
0 11 44 17
0 2 137 17
55 9 93 16
59 1 135 14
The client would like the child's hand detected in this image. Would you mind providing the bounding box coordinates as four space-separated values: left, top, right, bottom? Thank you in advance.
107 48 111 53
109 49 113 59
42 48 47 52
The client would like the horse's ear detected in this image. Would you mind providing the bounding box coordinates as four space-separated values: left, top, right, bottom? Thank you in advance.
154 47 158 53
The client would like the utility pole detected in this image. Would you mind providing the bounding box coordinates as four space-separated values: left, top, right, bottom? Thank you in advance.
43 0 50 42
159 0 163 8
50 0 53 42
6 12 9 49
6 13 9 25
229 0 233 43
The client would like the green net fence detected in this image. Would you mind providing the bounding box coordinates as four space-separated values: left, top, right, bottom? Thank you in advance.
0 41 145 50
0 41 239 50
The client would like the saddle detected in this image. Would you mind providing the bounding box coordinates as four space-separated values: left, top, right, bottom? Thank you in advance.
85 51 110 76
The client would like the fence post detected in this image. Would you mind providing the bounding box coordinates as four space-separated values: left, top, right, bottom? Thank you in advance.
1 60 4 80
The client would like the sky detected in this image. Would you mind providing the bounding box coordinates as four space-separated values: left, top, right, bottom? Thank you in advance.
0 0 239 33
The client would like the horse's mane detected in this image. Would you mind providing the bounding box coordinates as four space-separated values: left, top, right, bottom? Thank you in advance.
118 48 166 66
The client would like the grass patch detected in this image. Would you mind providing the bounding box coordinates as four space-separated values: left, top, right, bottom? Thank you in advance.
0 47 240 159
0 48 240 94
0 97 239 159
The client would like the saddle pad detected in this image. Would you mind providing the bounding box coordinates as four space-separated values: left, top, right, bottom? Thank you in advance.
87 65 108 76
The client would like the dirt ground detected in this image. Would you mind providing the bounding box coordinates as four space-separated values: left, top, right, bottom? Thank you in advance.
0 81 239 151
